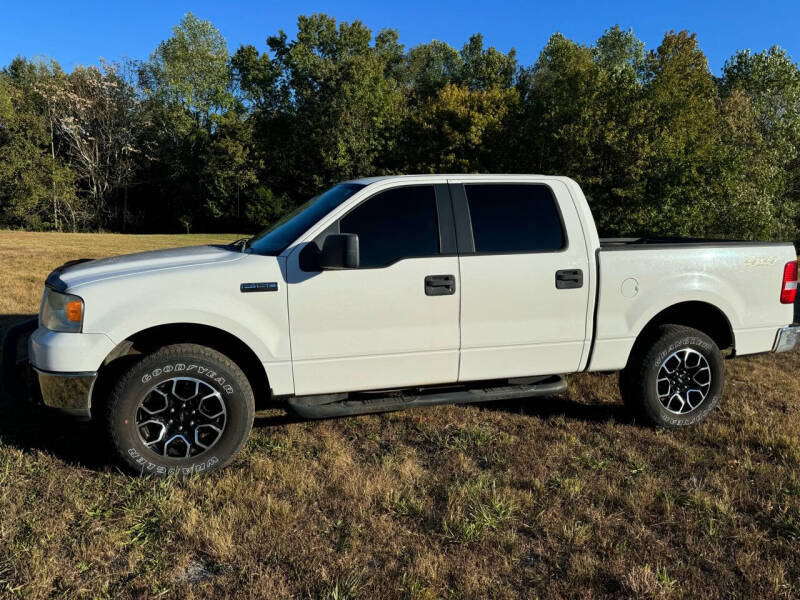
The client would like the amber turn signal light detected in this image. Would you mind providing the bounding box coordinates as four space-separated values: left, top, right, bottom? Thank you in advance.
66 300 83 322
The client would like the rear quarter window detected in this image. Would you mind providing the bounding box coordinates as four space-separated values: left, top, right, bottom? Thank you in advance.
465 184 566 254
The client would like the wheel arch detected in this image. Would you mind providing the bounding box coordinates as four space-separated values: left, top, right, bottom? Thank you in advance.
92 323 271 418
632 301 734 358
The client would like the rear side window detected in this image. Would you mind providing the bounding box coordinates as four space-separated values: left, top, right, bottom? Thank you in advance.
340 185 439 268
465 184 566 253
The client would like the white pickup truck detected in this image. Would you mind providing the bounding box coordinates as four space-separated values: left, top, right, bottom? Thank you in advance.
5 175 798 475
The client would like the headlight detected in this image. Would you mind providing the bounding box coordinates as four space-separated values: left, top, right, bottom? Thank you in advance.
41 288 84 333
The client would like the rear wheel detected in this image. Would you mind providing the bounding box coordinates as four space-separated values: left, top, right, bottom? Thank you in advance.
620 325 724 427
106 344 254 475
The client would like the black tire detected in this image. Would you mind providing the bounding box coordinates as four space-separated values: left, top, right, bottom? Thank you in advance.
106 344 254 475
619 325 724 427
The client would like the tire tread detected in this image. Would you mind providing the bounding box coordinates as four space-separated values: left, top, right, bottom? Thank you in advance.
620 325 723 428
105 343 254 475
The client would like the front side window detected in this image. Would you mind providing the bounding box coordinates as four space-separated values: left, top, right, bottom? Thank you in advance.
465 184 566 253
339 185 440 268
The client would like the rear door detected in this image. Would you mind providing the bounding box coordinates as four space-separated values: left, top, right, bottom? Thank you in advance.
286 183 461 395
451 180 592 381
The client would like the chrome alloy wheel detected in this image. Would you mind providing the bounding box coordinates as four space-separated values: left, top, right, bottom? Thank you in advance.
656 348 712 415
135 377 227 458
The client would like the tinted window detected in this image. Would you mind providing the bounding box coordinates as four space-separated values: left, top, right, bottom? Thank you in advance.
249 183 365 255
465 184 565 253
340 186 439 268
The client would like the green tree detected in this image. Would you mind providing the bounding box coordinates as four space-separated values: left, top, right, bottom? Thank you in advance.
639 31 719 236
0 58 80 230
705 89 784 239
406 83 517 172
512 28 648 234
721 47 800 239
199 109 260 224
140 12 233 129
401 34 517 99
459 33 517 90
398 35 518 171
234 14 405 202
136 12 236 230
402 40 462 100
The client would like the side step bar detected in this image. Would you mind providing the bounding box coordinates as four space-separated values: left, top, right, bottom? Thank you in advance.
286 375 567 419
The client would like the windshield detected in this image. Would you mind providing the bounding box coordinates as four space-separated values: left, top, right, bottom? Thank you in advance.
247 183 366 255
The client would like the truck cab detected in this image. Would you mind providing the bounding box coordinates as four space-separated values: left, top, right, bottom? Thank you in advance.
280 176 593 395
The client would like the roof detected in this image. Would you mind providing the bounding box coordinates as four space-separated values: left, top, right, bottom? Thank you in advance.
347 173 557 185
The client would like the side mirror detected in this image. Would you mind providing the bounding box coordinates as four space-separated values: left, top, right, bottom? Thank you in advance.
320 233 360 270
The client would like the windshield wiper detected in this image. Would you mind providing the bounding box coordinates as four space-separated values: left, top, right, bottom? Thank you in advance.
230 237 250 253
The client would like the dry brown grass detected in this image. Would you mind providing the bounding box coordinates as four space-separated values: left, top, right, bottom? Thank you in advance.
0 230 799 599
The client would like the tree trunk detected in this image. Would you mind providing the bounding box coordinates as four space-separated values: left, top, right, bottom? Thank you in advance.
50 118 59 231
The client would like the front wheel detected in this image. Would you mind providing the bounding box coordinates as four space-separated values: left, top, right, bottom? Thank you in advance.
105 344 254 475
620 325 724 427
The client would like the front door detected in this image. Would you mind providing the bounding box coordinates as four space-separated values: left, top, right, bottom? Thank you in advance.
286 184 461 396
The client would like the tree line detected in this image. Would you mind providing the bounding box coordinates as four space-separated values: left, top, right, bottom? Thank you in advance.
1 13 799 241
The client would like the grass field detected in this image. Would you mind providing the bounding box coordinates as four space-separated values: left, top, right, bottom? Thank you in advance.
1 230 799 599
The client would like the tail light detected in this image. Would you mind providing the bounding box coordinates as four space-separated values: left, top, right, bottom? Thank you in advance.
781 260 798 304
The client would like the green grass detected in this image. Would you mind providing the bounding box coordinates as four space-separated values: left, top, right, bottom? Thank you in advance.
0 231 799 598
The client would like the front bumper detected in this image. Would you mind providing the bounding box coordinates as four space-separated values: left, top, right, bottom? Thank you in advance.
29 326 115 373
34 368 96 418
2 318 95 419
773 325 800 353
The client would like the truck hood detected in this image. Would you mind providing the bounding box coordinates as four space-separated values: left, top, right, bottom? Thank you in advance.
47 245 246 291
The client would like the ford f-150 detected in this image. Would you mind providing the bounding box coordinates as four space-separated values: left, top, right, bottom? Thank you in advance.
5 175 798 475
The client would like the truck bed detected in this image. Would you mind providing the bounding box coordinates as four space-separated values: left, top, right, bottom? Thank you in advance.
588 239 796 372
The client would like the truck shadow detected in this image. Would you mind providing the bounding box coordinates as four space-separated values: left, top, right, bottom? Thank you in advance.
0 400 111 470
251 394 632 428
476 394 632 424
0 313 113 470
0 314 36 339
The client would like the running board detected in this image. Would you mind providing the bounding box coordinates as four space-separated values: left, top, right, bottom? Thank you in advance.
285 375 567 419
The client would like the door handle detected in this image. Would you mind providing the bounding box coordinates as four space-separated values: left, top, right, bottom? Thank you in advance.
555 269 583 289
425 274 456 296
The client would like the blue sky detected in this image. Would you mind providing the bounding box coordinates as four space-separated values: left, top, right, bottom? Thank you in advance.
2 0 798 75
